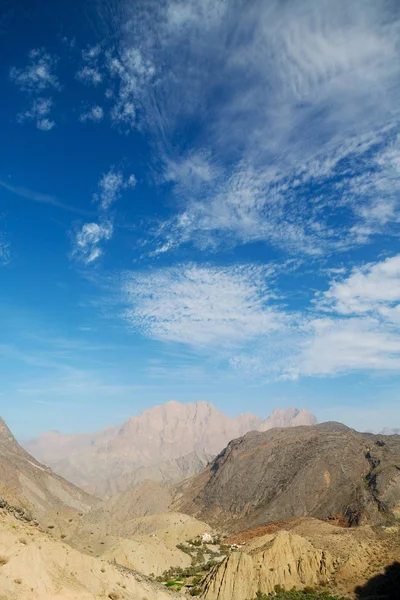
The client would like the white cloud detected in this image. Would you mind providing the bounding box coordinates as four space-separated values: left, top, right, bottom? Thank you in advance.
73 221 113 264
82 45 102 62
76 65 103 86
76 44 103 86
116 0 400 255
10 49 60 128
121 263 286 347
297 316 400 377
71 167 136 263
80 105 104 123
10 48 60 93
318 255 400 317
17 97 55 131
36 118 55 131
94 168 136 210
118 254 400 380
293 254 400 377
106 47 155 129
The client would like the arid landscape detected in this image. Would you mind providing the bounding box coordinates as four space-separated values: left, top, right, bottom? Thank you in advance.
2 0 400 598
0 401 397 599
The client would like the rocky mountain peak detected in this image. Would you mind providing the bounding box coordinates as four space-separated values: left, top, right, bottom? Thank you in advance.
23 401 318 496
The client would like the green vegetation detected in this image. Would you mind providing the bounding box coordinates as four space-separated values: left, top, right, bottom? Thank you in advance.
176 542 193 556
158 558 218 583
190 587 202 596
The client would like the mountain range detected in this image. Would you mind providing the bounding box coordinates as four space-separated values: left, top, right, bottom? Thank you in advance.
23 401 317 496
0 410 399 599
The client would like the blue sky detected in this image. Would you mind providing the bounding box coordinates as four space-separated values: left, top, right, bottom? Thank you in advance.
1 0 400 439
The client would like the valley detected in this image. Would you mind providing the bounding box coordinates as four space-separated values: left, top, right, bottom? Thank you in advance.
0 402 398 599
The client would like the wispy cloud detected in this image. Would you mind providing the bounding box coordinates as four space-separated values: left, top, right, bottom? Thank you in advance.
121 263 286 347
94 167 136 210
75 44 103 86
72 221 113 264
80 105 104 123
106 47 155 130
0 179 93 216
112 0 400 256
10 48 60 128
10 48 60 93
118 253 400 380
76 66 103 86
295 254 400 375
72 167 136 263
17 97 55 131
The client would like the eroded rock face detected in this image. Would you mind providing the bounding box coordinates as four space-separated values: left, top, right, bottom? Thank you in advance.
200 519 400 600
201 530 336 600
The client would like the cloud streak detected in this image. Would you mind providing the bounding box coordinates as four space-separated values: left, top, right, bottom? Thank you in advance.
0 179 93 216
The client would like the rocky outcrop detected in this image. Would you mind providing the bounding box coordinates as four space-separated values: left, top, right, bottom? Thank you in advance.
199 518 400 600
201 530 336 600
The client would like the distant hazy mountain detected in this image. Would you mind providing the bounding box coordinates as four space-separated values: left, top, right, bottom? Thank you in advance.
23 401 317 496
259 407 318 430
85 450 214 498
380 427 400 435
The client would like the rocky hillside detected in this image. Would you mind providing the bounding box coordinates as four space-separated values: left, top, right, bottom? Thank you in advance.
199 518 400 600
0 417 96 528
23 401 317 495
173 422 400 531
0 496 176 600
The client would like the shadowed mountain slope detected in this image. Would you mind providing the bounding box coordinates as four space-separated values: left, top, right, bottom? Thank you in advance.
0 417 97 527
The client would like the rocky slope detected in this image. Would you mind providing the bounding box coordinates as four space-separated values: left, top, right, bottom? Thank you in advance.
70 510 212 577
199 518 400 600
173 422 400 531
23 401 317 495
0 497 176 600
0 417 96 529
